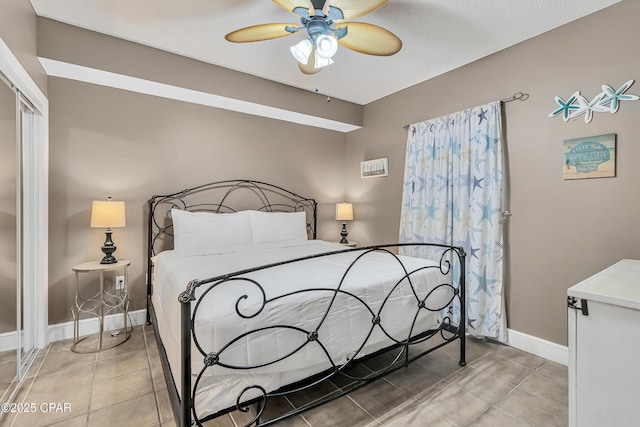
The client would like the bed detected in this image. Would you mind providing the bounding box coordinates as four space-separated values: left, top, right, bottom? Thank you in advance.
146 180 466 427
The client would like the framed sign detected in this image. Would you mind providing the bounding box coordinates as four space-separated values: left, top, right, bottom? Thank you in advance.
563 134 616 180
360 158 389 178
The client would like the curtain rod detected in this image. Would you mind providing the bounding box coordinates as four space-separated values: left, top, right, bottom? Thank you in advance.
501 91 529 103
403 92 530 130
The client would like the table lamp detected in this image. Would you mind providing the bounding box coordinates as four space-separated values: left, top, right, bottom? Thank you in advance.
335 202 354 244
91 197 126 264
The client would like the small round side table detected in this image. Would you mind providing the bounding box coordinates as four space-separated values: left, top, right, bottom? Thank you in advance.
71 259 131 353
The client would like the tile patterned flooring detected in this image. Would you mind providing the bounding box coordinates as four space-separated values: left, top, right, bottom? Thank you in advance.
0 350 18 405
1 326 568 427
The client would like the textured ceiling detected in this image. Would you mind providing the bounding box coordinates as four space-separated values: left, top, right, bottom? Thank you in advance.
30 0 621 105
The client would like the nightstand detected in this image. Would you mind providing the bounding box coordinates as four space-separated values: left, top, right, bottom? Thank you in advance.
71 259 131 353
334 241 357 247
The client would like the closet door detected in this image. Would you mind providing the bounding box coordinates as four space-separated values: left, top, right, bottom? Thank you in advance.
0 38 48 420
0 74 17 406
18 96 36 377
0 79 38 418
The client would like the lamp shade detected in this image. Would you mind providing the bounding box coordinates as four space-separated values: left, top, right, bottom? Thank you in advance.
335 202 354 221
90 199 126 228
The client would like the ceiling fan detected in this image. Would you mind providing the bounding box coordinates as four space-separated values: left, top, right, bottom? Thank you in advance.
225 0 402 74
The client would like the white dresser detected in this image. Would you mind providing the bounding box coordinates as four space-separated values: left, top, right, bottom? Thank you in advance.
567 259 640 427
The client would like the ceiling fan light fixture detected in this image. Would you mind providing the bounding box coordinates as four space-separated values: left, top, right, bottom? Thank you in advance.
315 34 338 59
290 38 313 64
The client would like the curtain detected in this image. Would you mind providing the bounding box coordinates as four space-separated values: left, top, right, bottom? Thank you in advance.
399 101 506 341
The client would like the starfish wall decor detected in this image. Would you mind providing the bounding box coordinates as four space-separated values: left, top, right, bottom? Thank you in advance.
549 79 639 124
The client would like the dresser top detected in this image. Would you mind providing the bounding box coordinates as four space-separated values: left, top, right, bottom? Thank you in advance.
568 259 640 310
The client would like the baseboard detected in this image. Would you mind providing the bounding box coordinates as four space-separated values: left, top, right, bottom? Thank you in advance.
0 331 22 352
48 309 147 343
507 328 568 366
6 314 566 366
1 310 148 350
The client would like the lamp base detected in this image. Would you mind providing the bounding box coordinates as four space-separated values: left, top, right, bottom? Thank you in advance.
339 222 349 244
100 254 117 265
100 229 118 264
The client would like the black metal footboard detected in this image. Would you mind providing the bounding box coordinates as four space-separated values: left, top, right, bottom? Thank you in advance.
177 243 466 427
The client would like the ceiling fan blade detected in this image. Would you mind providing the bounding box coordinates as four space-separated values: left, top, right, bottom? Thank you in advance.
273 0 314 14
322 0 331 16
334 22 402 56
225 23 297 43
327 0 388 21
298 61 322 75
298 46 323 74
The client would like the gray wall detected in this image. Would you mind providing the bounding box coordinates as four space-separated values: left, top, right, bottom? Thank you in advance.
0 0 46 94
0 0 45 332
43 1 640 346
37 18 361 128
344 0 640 345
42 17 357 327
48 78 347 325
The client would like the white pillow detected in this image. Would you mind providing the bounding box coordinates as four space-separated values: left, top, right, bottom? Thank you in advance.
171 209 252 255
248 210 308 244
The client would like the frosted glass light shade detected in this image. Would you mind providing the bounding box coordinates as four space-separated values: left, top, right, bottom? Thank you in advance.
314 55 334 68
316 34 338 59
91 199 126 228
290 39 313 64
291 36 337 69
335 202 354 221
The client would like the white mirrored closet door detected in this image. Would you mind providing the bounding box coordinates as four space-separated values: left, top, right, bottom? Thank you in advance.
0 70 18 407
0 73 38 412
18 94 37 377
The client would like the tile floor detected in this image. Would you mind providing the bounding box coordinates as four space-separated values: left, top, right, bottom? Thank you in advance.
1 349 18 405
1 326 568 427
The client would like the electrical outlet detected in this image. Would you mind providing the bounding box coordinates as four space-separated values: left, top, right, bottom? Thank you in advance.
115 275 125 290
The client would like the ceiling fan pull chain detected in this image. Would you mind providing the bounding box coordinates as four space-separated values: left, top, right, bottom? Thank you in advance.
326 65 331 102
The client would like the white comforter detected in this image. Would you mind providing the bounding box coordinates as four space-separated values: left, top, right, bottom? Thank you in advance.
152 240 451 414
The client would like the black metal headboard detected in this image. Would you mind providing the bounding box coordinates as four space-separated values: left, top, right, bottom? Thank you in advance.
147 179 317 256
145 180 317 319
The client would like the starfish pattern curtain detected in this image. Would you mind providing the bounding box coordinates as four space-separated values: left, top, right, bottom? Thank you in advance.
399 101 507 341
